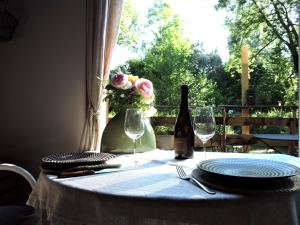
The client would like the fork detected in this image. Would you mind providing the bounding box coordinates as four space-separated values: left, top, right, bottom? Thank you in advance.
176 166 216 195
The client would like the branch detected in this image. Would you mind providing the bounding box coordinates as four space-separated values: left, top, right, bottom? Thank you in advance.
276 0 298 42
270 0 297 52
253 0 298 73
271 0 292 34
252 0 289 47
251 38 277 58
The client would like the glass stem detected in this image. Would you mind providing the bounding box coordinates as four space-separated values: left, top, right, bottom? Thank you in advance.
203 141 207 159
133 139 137 164
134 139 137 155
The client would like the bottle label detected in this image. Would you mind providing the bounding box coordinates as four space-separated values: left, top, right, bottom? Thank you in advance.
174 137 188 154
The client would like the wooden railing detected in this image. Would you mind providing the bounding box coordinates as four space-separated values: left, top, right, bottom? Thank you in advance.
152 105 298 127
151 116 297 127
150 105 298 155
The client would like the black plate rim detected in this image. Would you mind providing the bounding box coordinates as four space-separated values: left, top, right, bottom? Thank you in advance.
41 152 115 164
197 158 300 179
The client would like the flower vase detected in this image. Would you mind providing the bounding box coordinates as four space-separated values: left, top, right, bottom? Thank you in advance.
101 109 156 153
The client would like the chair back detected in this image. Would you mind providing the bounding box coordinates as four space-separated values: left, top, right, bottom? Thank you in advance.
0 163 39 225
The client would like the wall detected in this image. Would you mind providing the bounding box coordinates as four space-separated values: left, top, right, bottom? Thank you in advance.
0 0 86 177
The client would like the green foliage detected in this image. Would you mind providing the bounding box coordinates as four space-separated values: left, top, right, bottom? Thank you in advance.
250 60 298 105
118 0 141 51
216 0 298 105
112 2 215 109
190 43 241 105
105 84 153 113
252 108 295 118
154 126 174 135
114 0 298 120
216 0 299 73
128 2 225 107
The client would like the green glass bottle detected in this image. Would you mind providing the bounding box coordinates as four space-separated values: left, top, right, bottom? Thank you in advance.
174 85 194 159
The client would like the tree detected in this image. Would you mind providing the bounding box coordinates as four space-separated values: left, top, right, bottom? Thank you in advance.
216 0 298 105
113 1 223 111
250 53 298 105
189 43 241 105
142 2 225 107
117 0 142 52
216 0 298 74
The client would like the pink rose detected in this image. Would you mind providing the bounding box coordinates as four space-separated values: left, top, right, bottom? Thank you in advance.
135 78 154 98
111 73 132 89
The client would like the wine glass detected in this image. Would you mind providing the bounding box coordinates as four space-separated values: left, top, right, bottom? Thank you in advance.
193 106 216 159
124 108 145 163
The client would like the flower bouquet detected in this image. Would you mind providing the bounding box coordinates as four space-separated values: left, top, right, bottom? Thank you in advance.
101 73 157 153
104 73 156 117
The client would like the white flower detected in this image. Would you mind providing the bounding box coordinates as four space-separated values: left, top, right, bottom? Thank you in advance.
120 81 132 90
120 94 125 98
143 106 157 117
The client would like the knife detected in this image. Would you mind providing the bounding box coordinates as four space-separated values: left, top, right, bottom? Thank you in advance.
57 168 124 178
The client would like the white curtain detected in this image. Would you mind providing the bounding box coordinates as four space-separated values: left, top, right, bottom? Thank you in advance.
80 0 123 151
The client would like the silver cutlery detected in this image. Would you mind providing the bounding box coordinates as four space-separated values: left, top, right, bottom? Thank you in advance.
176 165 216 195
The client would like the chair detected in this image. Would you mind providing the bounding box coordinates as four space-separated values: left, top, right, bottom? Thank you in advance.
0 163 39 225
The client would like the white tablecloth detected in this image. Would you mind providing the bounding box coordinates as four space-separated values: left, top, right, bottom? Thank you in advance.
27 150 300 225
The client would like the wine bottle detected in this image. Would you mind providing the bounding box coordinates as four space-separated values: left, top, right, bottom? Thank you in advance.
174 85 194 159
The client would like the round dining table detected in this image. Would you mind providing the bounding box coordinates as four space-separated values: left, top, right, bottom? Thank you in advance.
27 149 300 225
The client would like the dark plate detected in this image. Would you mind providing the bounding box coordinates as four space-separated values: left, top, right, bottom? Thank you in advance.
192 168 300 195
41 152 116 165
197 158 300 179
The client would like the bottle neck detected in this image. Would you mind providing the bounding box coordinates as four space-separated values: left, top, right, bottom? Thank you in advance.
180 91 188 108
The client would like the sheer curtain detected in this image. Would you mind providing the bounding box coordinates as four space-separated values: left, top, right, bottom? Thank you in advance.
80 0 123 151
